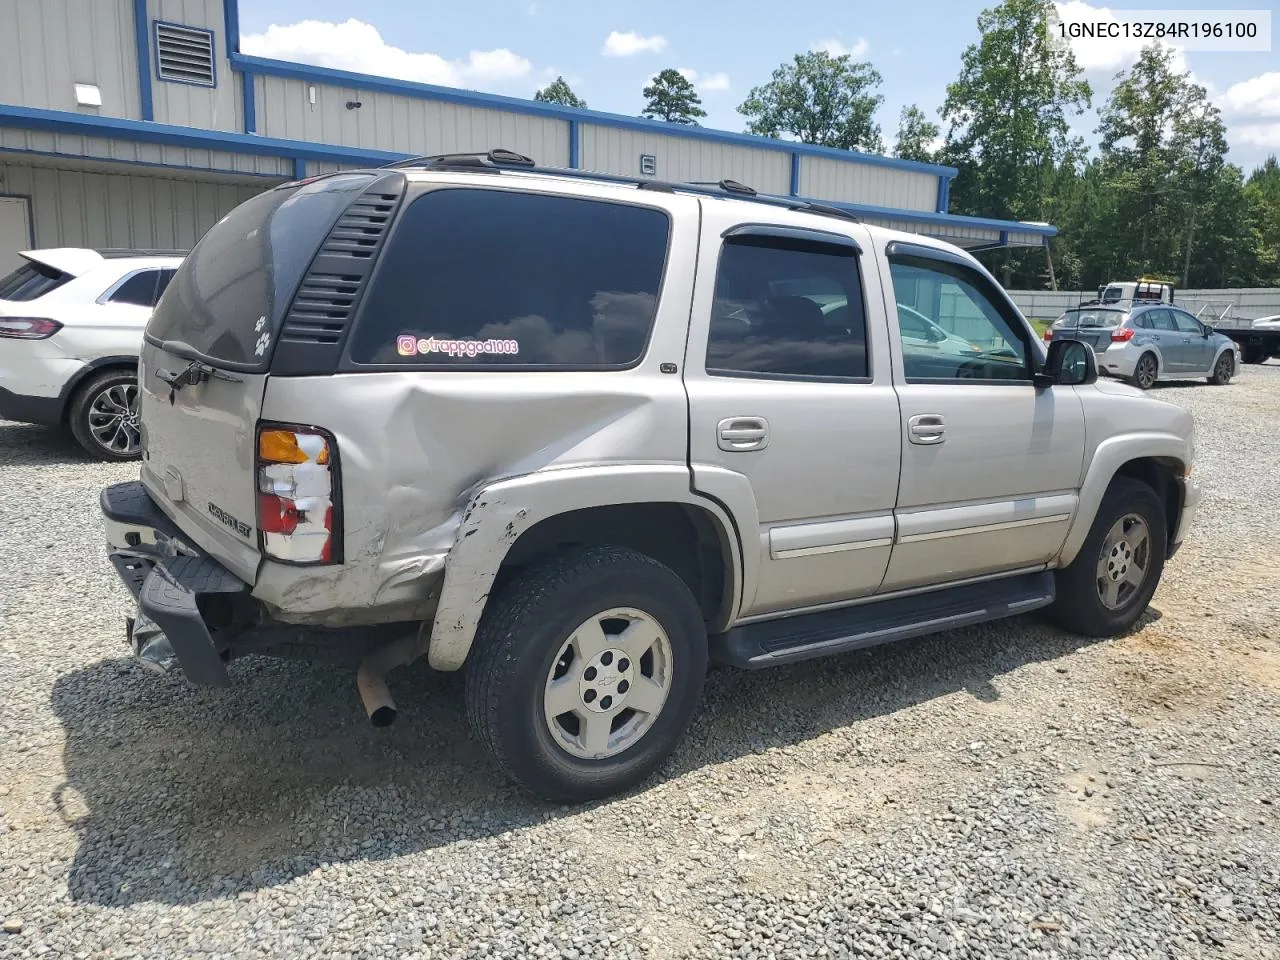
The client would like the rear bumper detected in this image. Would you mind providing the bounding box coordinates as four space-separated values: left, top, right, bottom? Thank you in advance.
0 385 65 426
102 481 249 686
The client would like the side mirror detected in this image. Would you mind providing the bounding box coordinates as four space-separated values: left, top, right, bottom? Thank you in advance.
1202 326 1211 338
1036 337 1098 388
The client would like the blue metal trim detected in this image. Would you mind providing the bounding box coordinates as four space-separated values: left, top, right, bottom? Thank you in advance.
935 176 948 213
154 20 218 88
0 104 406 166
789 153 800 197
568 120 579 169
293 157 307 181
242 70 256 133
999 230 1009 245
227 52 959 178
224 0 241 55
0 143 288 181
132 0 154 121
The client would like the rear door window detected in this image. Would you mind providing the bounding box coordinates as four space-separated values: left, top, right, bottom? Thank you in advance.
107 268 176 307
347 188 670 368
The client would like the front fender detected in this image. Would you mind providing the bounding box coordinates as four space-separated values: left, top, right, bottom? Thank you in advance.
426 465 745 670
1054 431 1191 567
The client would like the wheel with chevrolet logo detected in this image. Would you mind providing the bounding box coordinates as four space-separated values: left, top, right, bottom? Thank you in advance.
464 546 709 802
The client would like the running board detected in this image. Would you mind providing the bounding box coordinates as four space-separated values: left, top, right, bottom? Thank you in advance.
711 571 1055 669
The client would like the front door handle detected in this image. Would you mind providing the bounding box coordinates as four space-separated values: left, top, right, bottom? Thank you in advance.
717 417 769 452
908 413 945 445
1182 337 1192 343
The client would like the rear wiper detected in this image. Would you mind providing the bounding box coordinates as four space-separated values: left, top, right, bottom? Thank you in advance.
155 359 243 391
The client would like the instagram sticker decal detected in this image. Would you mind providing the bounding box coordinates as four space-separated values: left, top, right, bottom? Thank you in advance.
395 335 520 358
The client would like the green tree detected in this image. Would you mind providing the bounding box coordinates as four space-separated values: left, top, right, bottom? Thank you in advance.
1244 157 1280 285
534 76 586 109
894 105 940 163
737 51 884 152
940 0 1091 282
641 69 706 125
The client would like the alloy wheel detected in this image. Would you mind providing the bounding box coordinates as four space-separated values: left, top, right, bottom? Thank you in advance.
1096 513 1151 610
87 382 141 457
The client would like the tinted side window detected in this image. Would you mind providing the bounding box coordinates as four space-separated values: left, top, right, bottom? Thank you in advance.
706 237 868 380
1132 313 1149 330
108 269 173 307
1171 310 1203 334
888 254 1032 383
348 189 670 367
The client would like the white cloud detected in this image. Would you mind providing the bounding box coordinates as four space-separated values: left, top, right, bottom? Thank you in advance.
1222 72 1280 117
602 31 667 57
1232 121 1280 150
1052 1 1187 75
672 67 731 93
240 19 532 89
813 37 870 58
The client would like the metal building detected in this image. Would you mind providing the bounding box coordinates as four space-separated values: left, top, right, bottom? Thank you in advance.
0 0 1056 272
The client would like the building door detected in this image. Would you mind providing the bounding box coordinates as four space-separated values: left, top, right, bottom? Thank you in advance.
0 196 33 276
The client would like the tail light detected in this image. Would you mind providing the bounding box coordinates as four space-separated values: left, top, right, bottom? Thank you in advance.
255 423 341 564
1042 327 1054 341
0 317 62 340
1111 327 1136 342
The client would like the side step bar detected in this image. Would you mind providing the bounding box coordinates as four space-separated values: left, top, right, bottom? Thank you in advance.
711 571 1055 669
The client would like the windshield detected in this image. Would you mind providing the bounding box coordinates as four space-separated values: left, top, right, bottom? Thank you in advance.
1056 308 1124 330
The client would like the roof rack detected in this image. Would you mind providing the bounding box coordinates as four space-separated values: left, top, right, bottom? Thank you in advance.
94 248 189 258
378 149 860 225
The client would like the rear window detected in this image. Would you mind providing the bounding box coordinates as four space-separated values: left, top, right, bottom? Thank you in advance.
0 260 72 302
146 173 384 369
347 188 670 368
1056 308 1124 329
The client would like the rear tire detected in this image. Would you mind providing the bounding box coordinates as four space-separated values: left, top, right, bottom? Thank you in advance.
68 369 142 461
1129 353 1158 390
1208 351 1235 385
465 546 708 803
1048 477 1167 638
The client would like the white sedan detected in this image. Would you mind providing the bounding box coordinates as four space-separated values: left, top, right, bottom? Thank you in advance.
0 248 184 460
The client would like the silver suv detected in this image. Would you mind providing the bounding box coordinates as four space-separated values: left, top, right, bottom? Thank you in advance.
99 152 1199 802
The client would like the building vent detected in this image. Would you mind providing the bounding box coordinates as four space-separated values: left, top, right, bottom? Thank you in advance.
154 23 216 86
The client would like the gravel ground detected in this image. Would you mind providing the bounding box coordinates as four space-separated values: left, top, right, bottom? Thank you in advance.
1 368 1277 960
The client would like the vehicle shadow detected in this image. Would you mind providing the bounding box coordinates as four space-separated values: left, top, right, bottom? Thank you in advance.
49 608 1147 907
0 420 96 466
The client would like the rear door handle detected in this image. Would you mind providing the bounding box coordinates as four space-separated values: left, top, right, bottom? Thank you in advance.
717 417 769 452
908 413 945 445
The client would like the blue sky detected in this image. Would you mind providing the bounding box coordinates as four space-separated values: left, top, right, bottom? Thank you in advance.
238 0 1280 170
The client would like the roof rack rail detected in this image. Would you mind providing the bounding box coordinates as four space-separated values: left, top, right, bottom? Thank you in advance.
377 148 865 226
381 148 536 170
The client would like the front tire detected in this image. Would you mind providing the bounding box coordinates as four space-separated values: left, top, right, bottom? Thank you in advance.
1129 353 1158 390
465 546 708 803
68 369 142 461
1208 351 1235 385
1048 477 1167 638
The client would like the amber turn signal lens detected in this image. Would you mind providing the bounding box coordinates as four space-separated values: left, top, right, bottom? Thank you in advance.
258 429 330 465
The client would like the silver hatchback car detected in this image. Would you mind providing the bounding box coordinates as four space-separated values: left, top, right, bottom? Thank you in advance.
1045 302 1240 389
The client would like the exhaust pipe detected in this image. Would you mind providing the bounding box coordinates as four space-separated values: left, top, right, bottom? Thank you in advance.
356 633 422 727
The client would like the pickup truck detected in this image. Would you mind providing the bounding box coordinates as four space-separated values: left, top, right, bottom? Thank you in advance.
98 152 1200 802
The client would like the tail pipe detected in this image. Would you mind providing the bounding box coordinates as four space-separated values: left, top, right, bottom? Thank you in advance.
356 633 422 727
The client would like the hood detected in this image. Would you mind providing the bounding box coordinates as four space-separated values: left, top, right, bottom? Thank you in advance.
1088 377 1146 400
17 248 105 278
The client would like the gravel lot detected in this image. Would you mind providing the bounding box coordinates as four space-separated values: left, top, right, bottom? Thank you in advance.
1 368 1277 960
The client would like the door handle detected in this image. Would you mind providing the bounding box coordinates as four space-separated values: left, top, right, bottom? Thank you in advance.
717 417 769 452
908 413 945 445
1182 337 1192 343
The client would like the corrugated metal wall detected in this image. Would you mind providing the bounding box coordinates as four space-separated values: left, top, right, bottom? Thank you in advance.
255 76 571 165
0 159 264 250
1 128 292 178
799 156 937 212
861 214 1000 246
580 125 791 195
147 0 242 132
0 0 141 118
